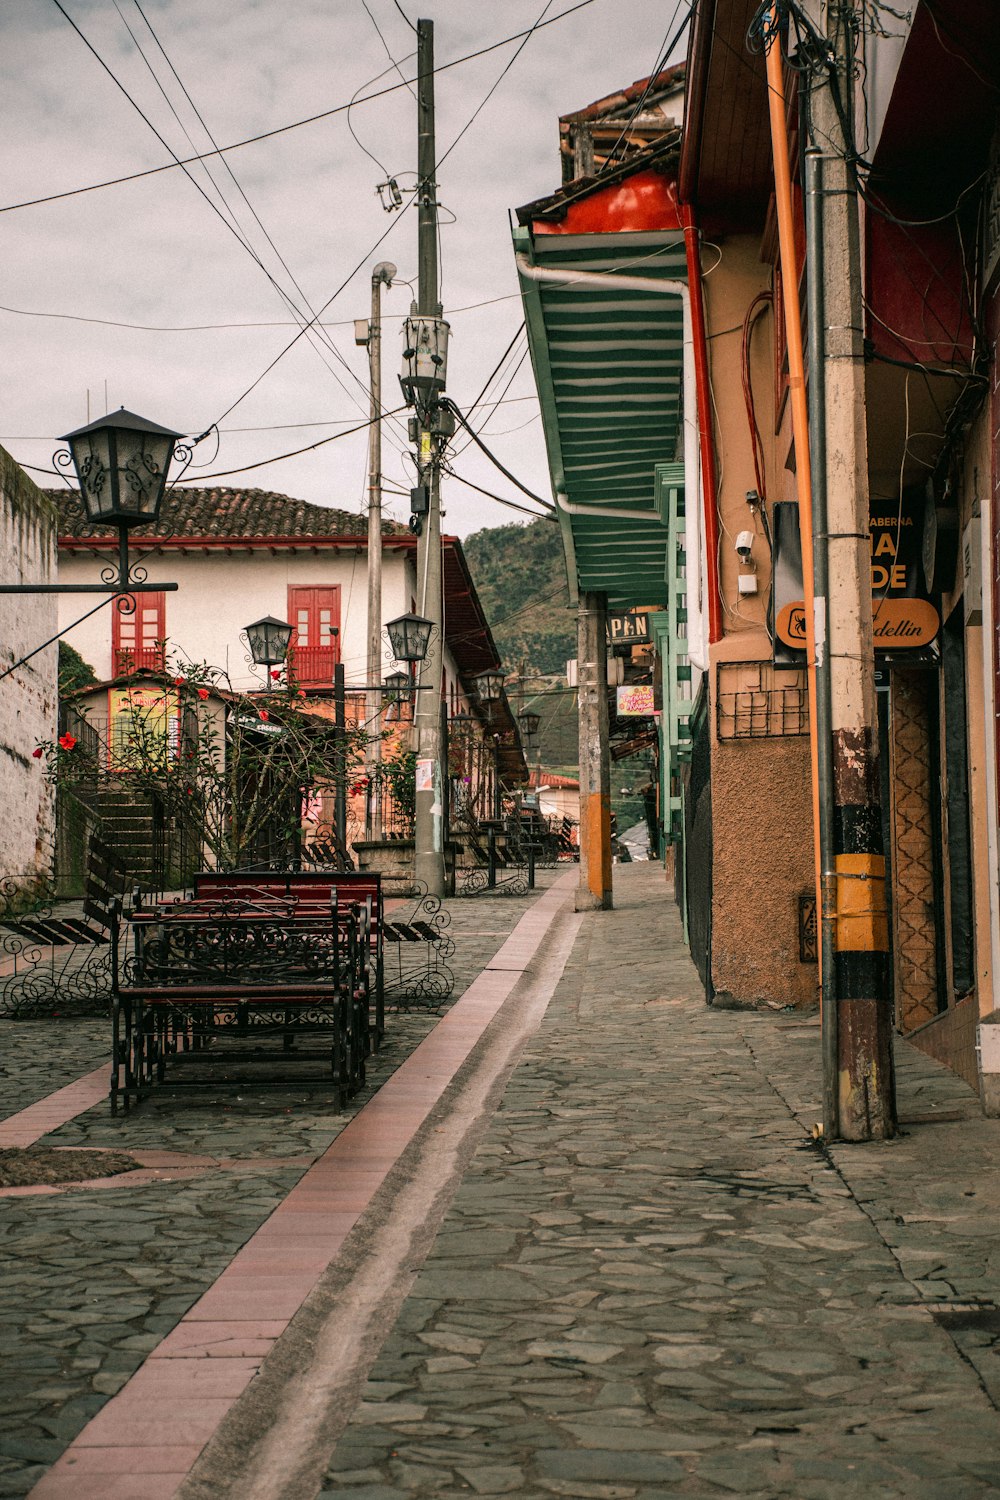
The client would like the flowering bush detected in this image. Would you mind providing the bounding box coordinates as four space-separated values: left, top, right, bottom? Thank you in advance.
42 647 376 871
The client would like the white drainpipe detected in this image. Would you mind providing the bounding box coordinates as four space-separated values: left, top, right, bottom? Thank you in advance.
515 252 706 670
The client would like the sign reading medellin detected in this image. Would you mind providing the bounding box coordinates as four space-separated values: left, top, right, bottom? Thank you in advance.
773 490 940 659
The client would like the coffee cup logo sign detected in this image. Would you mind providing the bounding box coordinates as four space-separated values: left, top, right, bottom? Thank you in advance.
774 495 940 654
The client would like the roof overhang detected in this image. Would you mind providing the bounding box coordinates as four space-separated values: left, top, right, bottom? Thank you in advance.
513 214 687 610
679 0 771 234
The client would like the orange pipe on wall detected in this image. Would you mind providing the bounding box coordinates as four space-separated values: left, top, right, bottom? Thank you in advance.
680 204 724 645
764 25 824 985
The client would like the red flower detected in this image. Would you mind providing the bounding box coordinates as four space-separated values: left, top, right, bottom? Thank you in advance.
270 668 282 680
259 709 270 722
58 733 77 751
197 687 209 700
173 676 185 687
32 746 44 759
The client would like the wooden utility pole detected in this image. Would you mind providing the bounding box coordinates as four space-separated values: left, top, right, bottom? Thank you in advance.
576 590 612 910
811 2 895 1139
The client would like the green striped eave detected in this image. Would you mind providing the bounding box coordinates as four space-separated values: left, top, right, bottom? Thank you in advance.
513 224 688 609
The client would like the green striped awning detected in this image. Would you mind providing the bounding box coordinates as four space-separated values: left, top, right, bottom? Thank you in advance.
514 226 688 609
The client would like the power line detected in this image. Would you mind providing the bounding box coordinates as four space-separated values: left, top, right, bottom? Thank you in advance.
444 465 557 522
0 290 522 335
3 2 597 216
444 399 556 512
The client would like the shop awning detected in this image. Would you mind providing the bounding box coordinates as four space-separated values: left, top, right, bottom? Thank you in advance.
513 224 688 609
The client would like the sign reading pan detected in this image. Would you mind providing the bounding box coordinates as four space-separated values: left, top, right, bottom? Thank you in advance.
608 610 651 646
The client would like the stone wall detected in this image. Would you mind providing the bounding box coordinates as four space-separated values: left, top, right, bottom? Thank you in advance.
0 449 57 887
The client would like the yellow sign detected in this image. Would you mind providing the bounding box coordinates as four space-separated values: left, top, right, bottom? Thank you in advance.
108 686 180 770
776 597 939 651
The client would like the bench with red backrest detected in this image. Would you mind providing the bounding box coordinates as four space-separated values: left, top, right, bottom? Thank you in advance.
193 871 384 1041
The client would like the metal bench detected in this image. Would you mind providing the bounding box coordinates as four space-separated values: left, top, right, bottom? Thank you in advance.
192 870 455 1012
110 892 369 1114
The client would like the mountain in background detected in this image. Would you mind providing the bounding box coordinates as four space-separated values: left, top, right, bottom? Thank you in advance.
463 517 579 777
462 517 575 675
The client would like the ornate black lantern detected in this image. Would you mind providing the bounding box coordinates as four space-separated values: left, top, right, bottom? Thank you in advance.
386 612 433 663
473 669 505 703
518 708 541 739
245 616 293 668
61 408 181 529
384 669 412 705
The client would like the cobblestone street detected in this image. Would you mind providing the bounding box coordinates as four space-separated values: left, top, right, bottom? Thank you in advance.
3 866 1000 1498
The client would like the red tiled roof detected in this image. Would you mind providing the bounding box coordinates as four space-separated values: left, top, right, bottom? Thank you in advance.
49 486 408 541
529 769 579 790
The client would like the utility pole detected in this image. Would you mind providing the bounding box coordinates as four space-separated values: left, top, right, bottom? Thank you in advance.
360 261 396 840
576 591 612 910
403 17 452 897
808 2 895 1140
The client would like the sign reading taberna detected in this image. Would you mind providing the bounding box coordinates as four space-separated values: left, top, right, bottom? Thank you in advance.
616 684 655 717
608 610 651 646
771 489 940 665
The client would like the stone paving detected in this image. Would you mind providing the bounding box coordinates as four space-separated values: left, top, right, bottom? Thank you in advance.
316 866 1000 1499
0 875 558 1499
6 862 1000 1498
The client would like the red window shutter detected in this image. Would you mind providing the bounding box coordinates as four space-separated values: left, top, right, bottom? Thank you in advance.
112 594 165 676
287 586 341 686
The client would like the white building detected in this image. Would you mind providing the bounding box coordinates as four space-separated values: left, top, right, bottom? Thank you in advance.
53 484 527 798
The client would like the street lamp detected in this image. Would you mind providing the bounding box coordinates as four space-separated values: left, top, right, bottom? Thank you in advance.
473 668 505 703
518 708 541 740
384 669 412 707
244 615 293 670
0 407 187 599
386 612 433 663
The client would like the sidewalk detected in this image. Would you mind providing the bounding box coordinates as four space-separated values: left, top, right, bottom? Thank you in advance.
3 865 1000 1498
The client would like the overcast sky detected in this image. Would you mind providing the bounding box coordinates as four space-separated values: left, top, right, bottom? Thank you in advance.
2 0 683 539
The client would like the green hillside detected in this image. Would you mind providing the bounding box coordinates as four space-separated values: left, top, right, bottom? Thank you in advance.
463 517 578 777
462 517 575 675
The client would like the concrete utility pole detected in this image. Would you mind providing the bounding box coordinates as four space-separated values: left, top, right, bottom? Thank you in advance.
809 2 895 1140
409 17 450 897
362 261 396 840
576 590 612 910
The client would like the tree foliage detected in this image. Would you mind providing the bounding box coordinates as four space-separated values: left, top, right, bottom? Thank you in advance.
57 641 97 696
40 652 376 872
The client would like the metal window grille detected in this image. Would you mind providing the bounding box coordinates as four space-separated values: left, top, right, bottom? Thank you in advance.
716 661 809 740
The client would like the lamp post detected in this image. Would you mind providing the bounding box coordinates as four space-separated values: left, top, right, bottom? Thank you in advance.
386 612 434 666
358 262 397 841
0 407 186 597
471 670 506 824
518 708 540 741
384 669 412 712
244 615 293 673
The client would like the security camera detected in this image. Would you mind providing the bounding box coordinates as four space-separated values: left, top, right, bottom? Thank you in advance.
735 530 754 562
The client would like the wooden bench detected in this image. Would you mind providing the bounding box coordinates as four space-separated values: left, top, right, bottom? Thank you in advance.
110 892 369 1114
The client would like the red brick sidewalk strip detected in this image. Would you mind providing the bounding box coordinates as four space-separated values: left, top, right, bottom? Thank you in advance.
29 875 573 1500
0 1066 109 1147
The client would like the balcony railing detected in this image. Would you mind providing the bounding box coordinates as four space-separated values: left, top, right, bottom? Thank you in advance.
288 645 338 687
113 647 165 676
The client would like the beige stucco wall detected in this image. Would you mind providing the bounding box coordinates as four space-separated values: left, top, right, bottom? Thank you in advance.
701 237 818 1007
0 449 57 884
